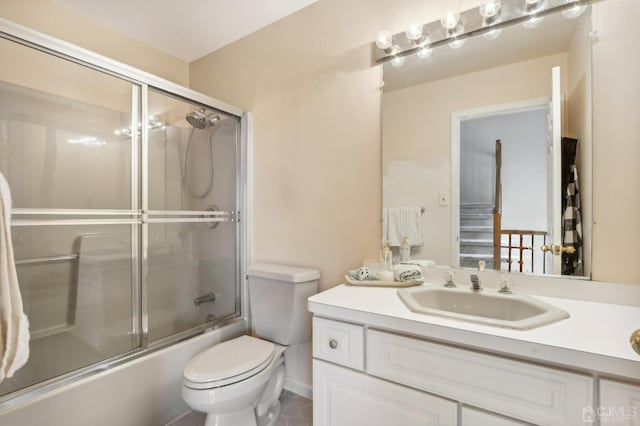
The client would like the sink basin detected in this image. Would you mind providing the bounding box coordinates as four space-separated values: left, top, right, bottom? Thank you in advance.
397 285 569 330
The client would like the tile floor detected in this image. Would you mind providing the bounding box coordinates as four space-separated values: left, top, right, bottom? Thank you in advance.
168 390 312 426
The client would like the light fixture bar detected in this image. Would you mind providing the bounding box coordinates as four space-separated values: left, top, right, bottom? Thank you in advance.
373 0 595 64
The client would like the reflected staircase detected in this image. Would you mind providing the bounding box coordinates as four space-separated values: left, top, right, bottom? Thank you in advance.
459 203 496 269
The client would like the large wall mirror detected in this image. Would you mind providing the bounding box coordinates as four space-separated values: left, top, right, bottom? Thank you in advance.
382 2 594 278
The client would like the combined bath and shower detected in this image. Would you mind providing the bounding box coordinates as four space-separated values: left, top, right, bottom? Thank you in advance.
184 109 220 198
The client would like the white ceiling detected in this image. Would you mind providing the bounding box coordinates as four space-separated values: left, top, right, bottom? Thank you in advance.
54 0 318 62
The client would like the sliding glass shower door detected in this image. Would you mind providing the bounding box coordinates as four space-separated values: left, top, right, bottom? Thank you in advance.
0 33 241 401
146 89 240 343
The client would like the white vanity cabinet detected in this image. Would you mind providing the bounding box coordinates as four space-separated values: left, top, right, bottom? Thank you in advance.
599 379 640 424
313 360 457 426
312 317 594 426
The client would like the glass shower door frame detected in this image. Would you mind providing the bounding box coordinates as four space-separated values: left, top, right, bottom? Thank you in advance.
0 18 249 408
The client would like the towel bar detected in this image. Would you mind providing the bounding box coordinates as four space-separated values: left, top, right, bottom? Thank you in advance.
15 254 79 266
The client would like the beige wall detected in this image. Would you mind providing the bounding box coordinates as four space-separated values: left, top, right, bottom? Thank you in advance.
0 0 189 86
383 53 568 265
591 0 640 283
190 0 485 290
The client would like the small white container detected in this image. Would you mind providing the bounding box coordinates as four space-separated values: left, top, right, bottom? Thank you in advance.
400 237 411 263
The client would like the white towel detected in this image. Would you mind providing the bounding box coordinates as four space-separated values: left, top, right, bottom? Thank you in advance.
0 172 29 381
393 264 423 282
383 207 423 247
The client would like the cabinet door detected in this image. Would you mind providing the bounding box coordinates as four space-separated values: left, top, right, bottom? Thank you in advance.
462 406 532 426
313 360 457 426
599 379 640 425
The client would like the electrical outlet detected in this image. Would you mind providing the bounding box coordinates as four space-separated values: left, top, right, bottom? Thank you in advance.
439 193 449 206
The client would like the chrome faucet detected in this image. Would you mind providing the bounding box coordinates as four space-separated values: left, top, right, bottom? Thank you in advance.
470 274 482 292
194 292 216 306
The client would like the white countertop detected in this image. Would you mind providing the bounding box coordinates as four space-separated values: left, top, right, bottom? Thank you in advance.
308 283 640 380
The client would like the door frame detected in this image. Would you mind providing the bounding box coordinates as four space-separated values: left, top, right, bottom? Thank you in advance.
450 97 550 267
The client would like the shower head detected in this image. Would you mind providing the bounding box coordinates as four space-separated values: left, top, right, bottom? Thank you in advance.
186 109 220 129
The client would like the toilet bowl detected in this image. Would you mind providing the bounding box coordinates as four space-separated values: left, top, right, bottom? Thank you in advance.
182 335 286 426
181 263 320 426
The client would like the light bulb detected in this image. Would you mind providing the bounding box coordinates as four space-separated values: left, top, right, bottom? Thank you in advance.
441 10 461 30
524 0 544 13
449 38 466 49
479 0 501 19
522 15 543 29
483 28 502 40
390 55 406 67
562 2 587 19
375 30 393 50
405 23 423 41
417 46 433 59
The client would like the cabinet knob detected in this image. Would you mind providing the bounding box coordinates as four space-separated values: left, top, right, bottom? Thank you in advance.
631 329 640 355
329 339 338 349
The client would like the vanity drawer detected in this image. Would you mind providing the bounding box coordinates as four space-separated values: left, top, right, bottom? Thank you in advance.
367 330 593 426
313 317 364 370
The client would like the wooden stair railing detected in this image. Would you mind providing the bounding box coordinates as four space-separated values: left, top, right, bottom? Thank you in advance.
500 230 548 273
493 139 502 270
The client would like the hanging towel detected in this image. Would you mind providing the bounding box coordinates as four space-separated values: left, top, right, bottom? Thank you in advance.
0 172 29 382
383 207 423 247
560 138 583 276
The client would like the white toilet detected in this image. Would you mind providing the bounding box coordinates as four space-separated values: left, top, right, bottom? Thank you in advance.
181 263 319 426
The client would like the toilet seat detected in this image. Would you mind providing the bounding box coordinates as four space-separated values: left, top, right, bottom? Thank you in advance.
184 335 276 390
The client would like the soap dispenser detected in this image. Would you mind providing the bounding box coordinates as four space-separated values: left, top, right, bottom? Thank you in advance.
379 242 394 281
400 236 411 263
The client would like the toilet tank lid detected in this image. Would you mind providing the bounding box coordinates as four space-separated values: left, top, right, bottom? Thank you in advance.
247 263 320 283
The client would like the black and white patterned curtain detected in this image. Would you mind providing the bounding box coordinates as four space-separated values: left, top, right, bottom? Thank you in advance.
561 137 582 275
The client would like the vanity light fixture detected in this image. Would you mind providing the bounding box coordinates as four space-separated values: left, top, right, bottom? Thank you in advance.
449 38 467 49
375 30 394 52
479 0 502 20
524 0 544 10
561 0 587 19
390 55 406 67
405 23 423 41
372 0 592 64
448 24 466 49
441 10 461 30
522 15 544 28
417 46 433 59
483 28 503 40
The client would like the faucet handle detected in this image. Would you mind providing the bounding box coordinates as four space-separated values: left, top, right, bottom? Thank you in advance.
470 274 482 291
499 278 513 294
477 260 486 272
444 270 456 288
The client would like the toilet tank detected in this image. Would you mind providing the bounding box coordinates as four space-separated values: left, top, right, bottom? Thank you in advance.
247 263 319 345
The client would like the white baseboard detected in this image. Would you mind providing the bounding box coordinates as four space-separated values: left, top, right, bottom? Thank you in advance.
284 377 312 399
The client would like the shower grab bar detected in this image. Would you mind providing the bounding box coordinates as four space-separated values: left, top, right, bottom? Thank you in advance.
15 253 79 266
